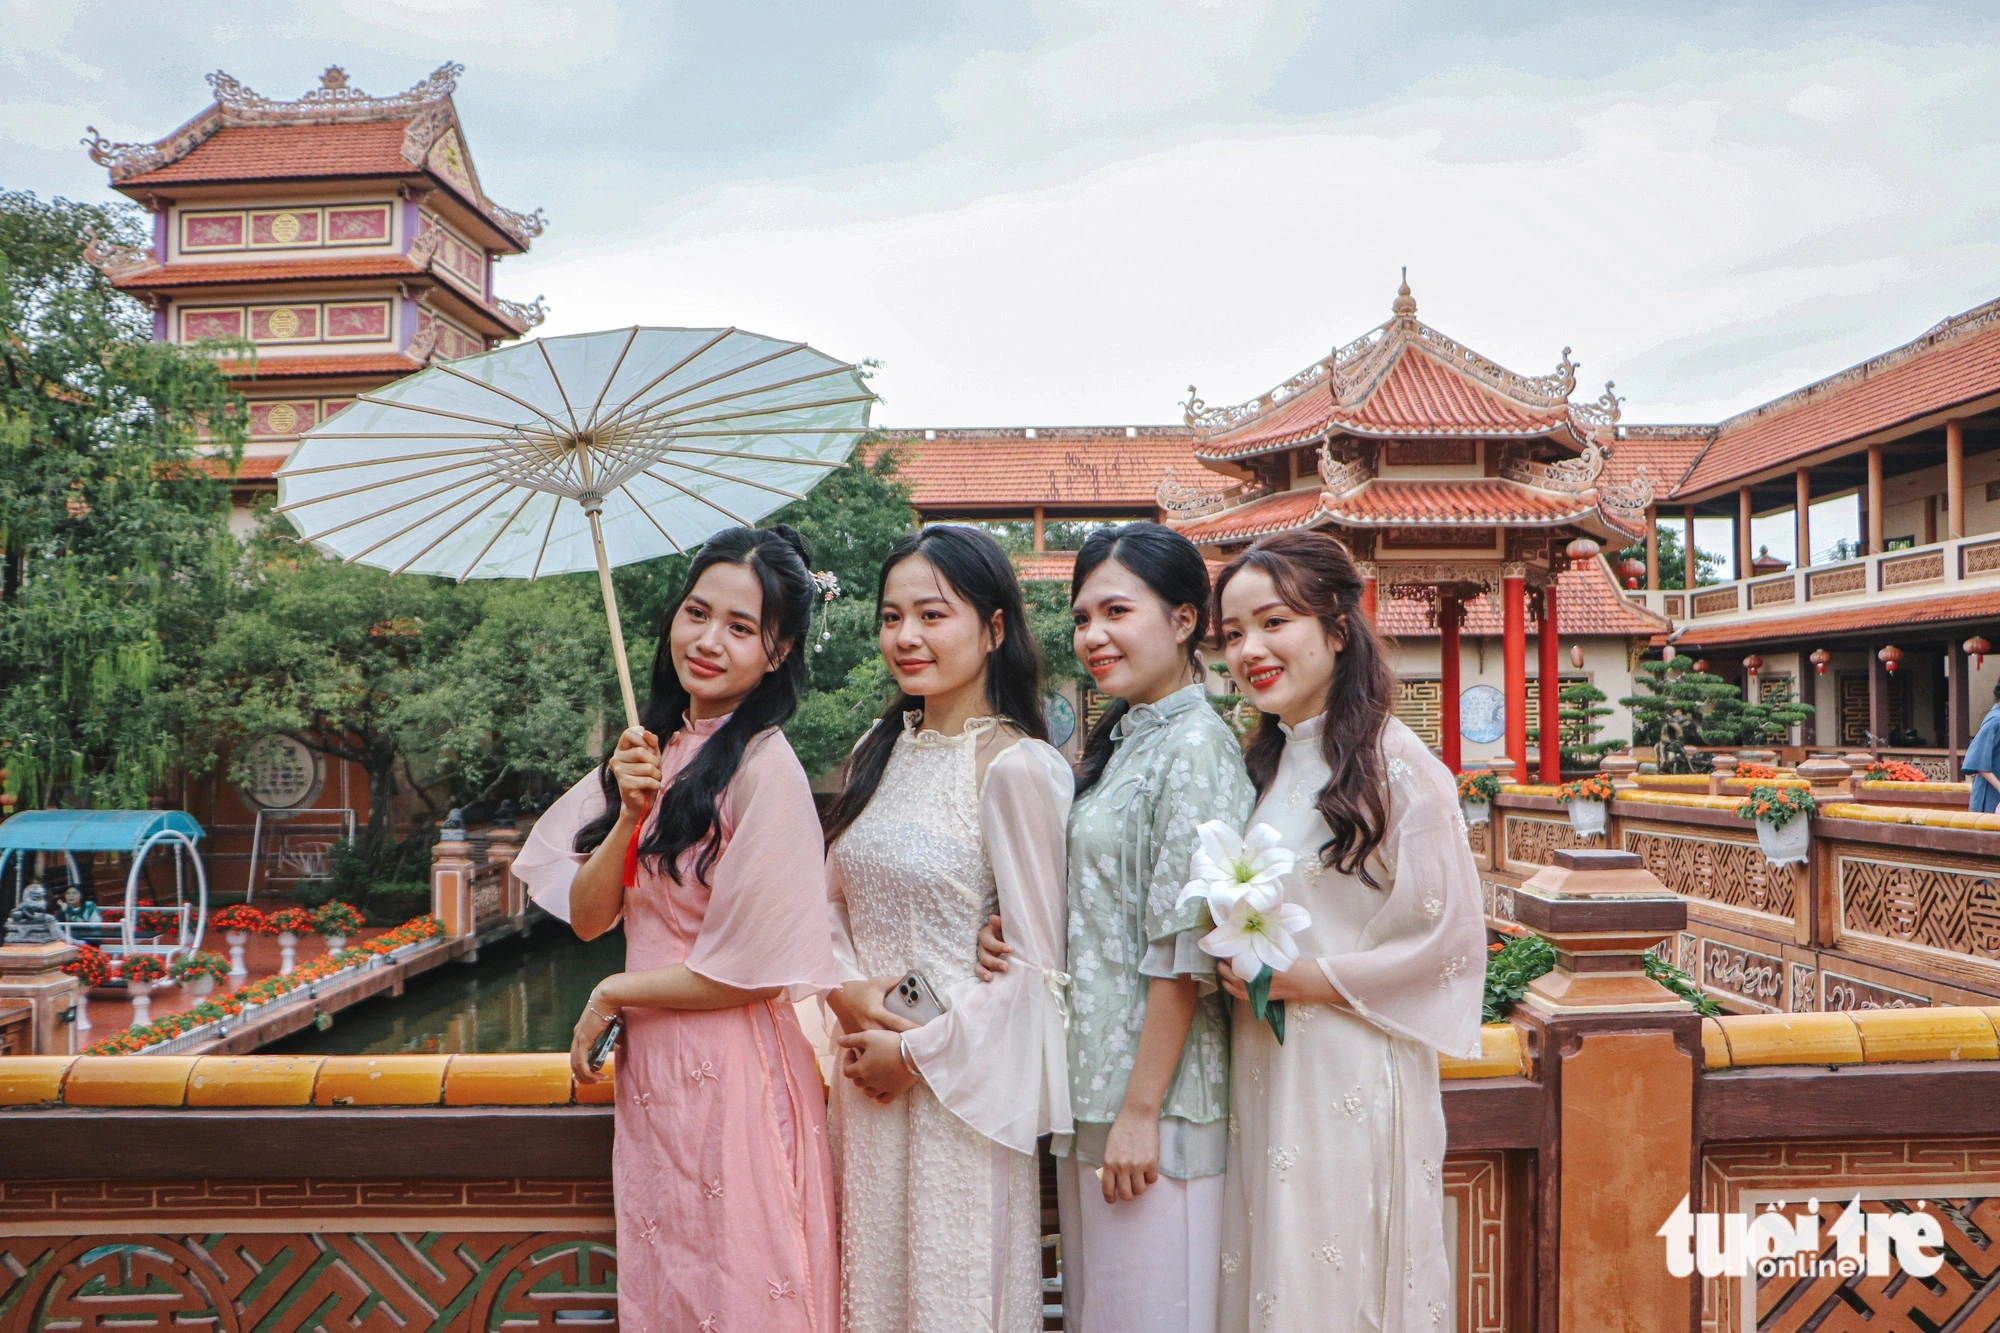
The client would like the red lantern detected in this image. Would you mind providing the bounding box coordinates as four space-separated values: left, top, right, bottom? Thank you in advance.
1692 659 1709 674
1878 645 1903 675
1809 648 1831 676
1565 536 1602 563
1569 644 1584 668
1617 556 1646 589
1662 645 1677 664
1965 636 1990 670
1743 654 1763 678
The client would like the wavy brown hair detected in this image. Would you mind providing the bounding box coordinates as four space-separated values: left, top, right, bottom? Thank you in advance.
1212 529 1397 888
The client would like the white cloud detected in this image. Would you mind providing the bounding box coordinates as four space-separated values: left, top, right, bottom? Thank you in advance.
1786 83 1860 122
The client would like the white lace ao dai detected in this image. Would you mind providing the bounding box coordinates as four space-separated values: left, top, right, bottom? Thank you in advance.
828 718 1073 1333
1219 716 1486 1333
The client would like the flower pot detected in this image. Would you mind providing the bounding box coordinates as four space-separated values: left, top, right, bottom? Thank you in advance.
323 934 347 955
129 980 152 1026
187 974 215 998
1567 799 1609 837
278 931 298 976
225 931 250 981
1756 817 1811 867
1461 799 1491 827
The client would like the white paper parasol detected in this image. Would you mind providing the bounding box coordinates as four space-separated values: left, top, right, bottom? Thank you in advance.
276 326 876 727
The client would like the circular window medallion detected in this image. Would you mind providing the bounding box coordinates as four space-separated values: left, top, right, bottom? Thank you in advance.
270 211 301 243
1045 693 1077 749
265 402 299 434
266 307 301 340
240 735 322 809
1459 684 1506 745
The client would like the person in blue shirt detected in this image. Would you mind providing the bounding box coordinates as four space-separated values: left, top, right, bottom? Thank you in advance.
1962 679 2000 813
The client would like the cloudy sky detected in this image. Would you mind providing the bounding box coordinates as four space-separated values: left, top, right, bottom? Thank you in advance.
6 0 1999 461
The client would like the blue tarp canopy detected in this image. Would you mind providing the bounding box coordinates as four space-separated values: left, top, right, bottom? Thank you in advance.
0 810 203 854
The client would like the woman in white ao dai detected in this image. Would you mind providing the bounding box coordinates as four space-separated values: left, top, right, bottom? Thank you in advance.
821 527 1074 1333
1213 533 1486 1333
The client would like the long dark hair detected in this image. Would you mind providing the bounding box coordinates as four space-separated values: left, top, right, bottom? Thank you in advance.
1072 522 1211 795
1213 529 1396 888
822 525 1047 845
574 525 817 885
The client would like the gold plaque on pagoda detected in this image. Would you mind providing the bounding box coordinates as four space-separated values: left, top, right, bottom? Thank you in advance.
267 307 301 339
266 402 299 434
270 211 302 243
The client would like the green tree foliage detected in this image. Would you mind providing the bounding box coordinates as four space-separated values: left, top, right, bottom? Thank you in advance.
1619 524 1724 589
1553 680 1625 767
1620 659 1813 770
0 192 247 809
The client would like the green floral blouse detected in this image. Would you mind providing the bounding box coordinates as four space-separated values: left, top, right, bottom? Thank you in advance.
1059 682 1253 1179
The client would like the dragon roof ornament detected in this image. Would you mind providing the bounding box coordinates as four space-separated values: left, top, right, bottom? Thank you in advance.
1183 276 1606 437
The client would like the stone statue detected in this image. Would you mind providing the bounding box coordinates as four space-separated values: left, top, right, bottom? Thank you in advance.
5 884 58 946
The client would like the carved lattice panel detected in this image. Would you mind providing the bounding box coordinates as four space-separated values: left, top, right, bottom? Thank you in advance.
1621 828 1799 922
1837 672 1869 746
1701 1140 2000 1333
1699 938 1785 1012
1503 815 1602 869
0 1231 618 1331
1399 678 1443 748
1442 1152 1509 1333
1465 819 1490 859
1838 854 2000 963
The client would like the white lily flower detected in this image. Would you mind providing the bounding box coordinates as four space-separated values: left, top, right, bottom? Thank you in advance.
1177 820 1296 914
1200 893 1313 975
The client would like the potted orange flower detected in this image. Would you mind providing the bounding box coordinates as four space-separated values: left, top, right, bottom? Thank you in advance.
210 904 265 981
121 953 166 1025
1736 784 1815 865
266 906 315 976
311 900 364 953
1456 770 1501 826
1557 773 1615 836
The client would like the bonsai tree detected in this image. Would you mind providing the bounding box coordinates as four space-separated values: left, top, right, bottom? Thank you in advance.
1554 680 1625 769
1620 659 1745 773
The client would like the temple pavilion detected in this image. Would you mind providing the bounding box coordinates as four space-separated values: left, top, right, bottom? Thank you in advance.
83 63 547 528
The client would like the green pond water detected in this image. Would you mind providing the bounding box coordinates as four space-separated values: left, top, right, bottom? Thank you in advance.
267 922 624 1056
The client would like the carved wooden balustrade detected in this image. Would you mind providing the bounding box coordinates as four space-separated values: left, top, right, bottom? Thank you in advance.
1471 773 2000 1015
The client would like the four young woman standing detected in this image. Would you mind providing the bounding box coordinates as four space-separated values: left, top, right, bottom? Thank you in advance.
526 517 1484 1333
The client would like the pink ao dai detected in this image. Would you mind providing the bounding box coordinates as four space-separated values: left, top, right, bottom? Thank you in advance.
516 717 841 1333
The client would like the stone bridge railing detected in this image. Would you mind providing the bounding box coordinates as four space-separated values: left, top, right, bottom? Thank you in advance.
1471 769 2000 1014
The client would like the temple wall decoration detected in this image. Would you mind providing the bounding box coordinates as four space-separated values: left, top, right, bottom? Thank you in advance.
176 201 395 255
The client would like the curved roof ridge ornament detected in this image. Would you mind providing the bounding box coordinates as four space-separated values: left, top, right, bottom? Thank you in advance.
205 61 463 124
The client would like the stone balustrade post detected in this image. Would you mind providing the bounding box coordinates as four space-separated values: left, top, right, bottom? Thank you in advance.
1841 751 1874 796
431 809 475 940
1796 753 1853 803
1489 756 1518 787
1707 752 1737 796
1512 848 1698 1332
0 942 81 1055
1598 749 1640 794
487 801 525 923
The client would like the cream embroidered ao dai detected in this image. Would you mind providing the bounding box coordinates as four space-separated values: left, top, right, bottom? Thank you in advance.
1056 681 1253 1333
828 715 1074 1333
1219 716 1486 1333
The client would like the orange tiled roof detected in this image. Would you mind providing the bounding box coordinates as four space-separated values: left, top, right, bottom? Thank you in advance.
118 123 416 186
1380 558 1668 639
877 428 1214 511
1191 383 1340 458
1172 488 1328 544
1012 552 1078 583
1328 349 1569 438
220 353 423 380
1604 428 1710 498
112 255 426 289
1670 585 2000 648
1674 301 2000 497
1322 479 1599 527
201 455 289 481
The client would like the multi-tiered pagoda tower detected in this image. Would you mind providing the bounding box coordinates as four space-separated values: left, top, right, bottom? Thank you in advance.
1165 279 1665 779
83 63 546 520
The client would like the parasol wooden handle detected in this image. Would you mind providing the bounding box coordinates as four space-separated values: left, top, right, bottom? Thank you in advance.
588 510 643 731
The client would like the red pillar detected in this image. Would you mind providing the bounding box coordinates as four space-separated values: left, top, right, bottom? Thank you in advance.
1360 566 1378 623
1539 580 1561 784
1503 568 1528 778
1439 589 1462 773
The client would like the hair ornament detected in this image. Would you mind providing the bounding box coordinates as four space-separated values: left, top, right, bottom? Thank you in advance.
812 570 840 650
